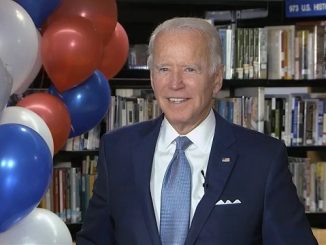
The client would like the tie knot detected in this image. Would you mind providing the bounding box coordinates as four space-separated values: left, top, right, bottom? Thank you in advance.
175 136 192 151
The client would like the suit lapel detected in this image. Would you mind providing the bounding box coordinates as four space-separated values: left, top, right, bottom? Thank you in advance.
132 116 163 245
186 112 238 245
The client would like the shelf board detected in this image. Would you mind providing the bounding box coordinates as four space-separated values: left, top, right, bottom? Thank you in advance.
54 150 98 162
112 69 326 89
67 223 82 241
33 67 326 90
114 68 150 79
306 213 326 228
287 145 326 151
55 150 98 156
287 145 326 157
117 0 285 43
225 79 326 88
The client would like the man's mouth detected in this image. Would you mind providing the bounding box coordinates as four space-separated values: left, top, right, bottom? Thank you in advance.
168 97 188 103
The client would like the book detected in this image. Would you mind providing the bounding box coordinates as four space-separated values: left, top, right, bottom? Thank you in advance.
303 99 318 145
218 27 233 79
255 27 268 79
234 87 265 133
295 21 326 79
235 28 244 79
266 25 295 79
267 28 283 79
296 30 310 80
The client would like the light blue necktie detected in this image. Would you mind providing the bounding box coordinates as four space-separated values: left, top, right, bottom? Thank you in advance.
160 136 192 245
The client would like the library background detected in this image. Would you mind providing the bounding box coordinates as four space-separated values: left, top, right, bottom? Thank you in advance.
1 0 326 243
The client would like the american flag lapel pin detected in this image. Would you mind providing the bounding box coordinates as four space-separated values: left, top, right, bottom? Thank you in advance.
221 157 231 163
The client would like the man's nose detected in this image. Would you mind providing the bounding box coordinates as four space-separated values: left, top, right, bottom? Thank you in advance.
170 70 185 89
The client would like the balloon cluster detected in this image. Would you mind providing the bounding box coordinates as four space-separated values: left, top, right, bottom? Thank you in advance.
0 0 128 243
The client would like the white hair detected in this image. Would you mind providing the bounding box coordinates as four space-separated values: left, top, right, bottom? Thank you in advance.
147 17 222 75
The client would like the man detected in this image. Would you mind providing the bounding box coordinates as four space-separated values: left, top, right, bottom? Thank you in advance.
77 17 317 244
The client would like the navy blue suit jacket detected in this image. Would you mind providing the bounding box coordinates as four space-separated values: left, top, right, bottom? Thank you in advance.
77 111 317 244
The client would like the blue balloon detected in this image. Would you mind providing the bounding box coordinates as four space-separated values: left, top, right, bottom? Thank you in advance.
15 0 60 28
49 70 111 137
0 123 52 232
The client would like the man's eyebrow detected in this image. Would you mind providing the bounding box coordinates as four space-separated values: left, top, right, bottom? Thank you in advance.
154 64 170 68
183 64 200 68
155 63 170 66
183 64 202 70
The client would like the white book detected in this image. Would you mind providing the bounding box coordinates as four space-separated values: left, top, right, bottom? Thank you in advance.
307 32 314 79
64 138 73 151
115 88 141 97
234 87 265 133
87 128 94 150
72 136 81 151
267 28 283 79
225 28 233 79
266 25 295 79
218 28 233 79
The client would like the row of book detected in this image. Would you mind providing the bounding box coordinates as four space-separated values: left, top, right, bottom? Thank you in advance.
39 155 98 223
60 90 160 152
289 157 326 213
63 123 103 151
105 89 162 131
106 88 326 147
215 20 326 80
214 92 326 146
41 155 326 224
127 20 326 81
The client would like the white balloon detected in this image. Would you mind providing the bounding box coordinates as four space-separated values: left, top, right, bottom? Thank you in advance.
0 106 54 156
0 208 73 245
0 58 13 114
15 31 42 95
0 0 40 95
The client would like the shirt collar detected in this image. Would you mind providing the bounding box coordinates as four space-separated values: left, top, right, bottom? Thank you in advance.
159 109 216 152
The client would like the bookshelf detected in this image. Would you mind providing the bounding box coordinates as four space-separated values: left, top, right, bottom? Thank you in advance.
113 0 326 232
52 150 99 241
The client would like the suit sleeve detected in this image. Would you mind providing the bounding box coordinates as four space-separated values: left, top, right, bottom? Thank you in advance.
262 142 317 245
76 137 116 245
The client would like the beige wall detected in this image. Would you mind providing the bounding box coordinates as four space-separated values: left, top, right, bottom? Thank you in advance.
313 228 326 245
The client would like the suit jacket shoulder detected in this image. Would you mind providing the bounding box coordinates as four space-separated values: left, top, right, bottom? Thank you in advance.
101 115 163 145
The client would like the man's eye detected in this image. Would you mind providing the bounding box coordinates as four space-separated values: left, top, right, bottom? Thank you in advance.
159 67 169 72
185 67 196 73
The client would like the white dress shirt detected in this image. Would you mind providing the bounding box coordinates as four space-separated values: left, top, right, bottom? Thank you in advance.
150 109 216 230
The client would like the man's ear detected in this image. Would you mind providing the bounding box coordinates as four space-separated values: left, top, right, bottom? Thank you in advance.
212 64 224 96
150 70 155 90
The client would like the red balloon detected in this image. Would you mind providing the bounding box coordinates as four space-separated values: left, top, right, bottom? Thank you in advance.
41 16 103 92
98 22 129 79
47 0 117 44
17 92 71 154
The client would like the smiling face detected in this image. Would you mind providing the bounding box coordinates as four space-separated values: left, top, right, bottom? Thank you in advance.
150 29 223 134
